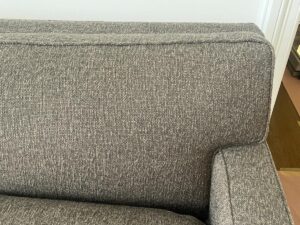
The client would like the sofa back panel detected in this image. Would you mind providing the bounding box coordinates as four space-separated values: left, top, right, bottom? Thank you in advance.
0 29 273 216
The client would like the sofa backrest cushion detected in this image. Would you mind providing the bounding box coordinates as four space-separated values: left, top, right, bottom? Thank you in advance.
0 20 273 217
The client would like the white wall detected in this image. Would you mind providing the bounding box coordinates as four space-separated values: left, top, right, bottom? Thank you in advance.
0 0 268 25
266 0 300 110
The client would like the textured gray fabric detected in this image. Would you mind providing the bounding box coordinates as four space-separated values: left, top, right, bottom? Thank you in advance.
0 195 204 225
0 19 263 35
0 20 273 216
210 153 233 225
209 142 294 225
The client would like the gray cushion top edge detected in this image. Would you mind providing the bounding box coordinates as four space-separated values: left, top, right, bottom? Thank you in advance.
0 19 264 36
0 31 269 47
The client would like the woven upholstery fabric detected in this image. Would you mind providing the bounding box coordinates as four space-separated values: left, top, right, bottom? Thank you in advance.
209 143 294 225
0 195 204 225
0 20 273 216
0 19 263 35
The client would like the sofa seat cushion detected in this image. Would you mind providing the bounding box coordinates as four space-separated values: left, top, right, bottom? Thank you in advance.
0 195 204 225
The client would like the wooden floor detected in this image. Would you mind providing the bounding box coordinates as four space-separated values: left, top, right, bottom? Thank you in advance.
278 170 300 225
267 84 300 169
283 69 300 116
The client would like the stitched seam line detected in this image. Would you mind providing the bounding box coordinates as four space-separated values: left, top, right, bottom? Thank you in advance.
0 39 268 47
220 150 235 225
262 42 275 143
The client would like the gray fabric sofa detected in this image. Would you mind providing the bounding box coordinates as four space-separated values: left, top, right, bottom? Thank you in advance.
0 19 294 225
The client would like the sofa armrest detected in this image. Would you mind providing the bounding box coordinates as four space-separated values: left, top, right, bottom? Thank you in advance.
209 142 294 225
